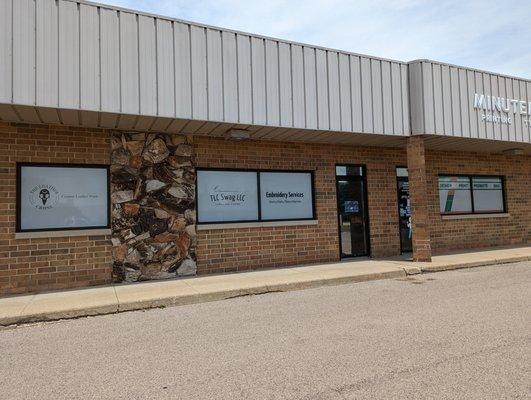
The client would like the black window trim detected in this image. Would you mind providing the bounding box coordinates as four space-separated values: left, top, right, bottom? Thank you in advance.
16 162 111 233
196 167 317 225
438 174 507 216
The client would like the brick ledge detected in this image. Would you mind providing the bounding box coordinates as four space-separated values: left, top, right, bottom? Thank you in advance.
197 220 319 230
15 228 111 239
441 213 509 220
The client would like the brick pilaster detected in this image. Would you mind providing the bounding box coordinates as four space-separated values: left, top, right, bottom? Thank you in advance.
406 136 432 262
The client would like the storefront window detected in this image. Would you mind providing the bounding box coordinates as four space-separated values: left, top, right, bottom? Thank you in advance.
196 170 259 223
17 163 110 233
259 172 314 221
471 177 505 212
197 169 316 224
438 175 505 215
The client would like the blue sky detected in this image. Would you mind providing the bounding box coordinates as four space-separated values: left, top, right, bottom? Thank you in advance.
99 0 531 79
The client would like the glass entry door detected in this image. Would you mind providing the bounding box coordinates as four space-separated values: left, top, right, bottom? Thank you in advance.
396 167 412 253
335 165 370 258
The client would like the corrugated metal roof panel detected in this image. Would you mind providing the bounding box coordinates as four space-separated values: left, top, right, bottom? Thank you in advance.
0 0 529 145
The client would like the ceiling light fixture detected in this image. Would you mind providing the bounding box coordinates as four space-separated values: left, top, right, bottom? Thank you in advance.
225 129 251 141
502 148 524 155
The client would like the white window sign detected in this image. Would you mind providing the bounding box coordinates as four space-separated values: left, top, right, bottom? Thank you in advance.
472 177 504 212
259 172 314 220
438 176 472 214
438 175 505 214
197 170 259 223
17 164 109 232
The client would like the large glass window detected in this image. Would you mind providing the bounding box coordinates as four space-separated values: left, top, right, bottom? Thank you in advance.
438 176 473 214
17 163 110 233
438 175 505 215
196 170 259 223
197 169 316 223
260 172 314 221
471 177 505 212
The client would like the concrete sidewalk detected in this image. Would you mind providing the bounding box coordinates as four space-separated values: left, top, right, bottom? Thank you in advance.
1 246 530 327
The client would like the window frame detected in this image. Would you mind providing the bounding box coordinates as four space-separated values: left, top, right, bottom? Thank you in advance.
437 174 507 216
196 167 317 225
16 162 111 233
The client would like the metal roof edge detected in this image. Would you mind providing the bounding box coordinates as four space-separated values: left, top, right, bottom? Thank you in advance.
68 1 530 82
65 0 407 65
407 59 530 83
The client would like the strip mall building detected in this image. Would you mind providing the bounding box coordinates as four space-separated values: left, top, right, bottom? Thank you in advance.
1 0 530 295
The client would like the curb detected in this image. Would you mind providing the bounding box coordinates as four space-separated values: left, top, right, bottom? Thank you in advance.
418 256 531 273
1 256 529 327
0 269 406 327
1 304 119 327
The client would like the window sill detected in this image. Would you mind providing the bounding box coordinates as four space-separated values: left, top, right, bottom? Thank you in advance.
15 228 112 239
197 220 319 230
441 213 509 220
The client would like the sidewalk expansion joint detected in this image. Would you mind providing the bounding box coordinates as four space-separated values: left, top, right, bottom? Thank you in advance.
112 286 120 308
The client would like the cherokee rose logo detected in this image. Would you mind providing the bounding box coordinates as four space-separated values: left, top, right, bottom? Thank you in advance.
29 184 59 210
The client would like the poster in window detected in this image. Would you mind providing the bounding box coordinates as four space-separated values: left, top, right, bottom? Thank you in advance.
344 201 359 214
472 177 504 212
259 172 314 220
197 170 259 223
17 164 109 232
438 176 472 213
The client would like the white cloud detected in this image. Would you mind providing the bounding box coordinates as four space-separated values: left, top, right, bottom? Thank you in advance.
101 0 531 78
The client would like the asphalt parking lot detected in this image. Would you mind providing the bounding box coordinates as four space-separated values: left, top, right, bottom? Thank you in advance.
1 261 529 400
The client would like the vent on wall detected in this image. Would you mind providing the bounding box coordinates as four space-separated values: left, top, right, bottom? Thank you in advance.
502 148 524 155
224 129 251 141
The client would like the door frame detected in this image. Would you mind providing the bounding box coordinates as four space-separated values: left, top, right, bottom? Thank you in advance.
395 166 411 254
335 164 371 259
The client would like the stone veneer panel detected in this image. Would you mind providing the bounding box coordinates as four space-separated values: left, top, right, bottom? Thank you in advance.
110 132 197 282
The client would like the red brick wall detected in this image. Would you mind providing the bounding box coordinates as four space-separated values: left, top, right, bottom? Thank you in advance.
195 137 530 275
0 122 112 295
194 137 406 274
1 122 529 294
425 150 531 252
